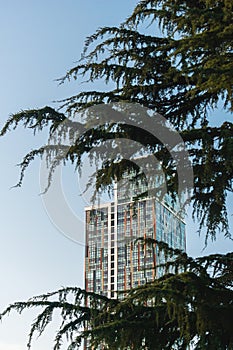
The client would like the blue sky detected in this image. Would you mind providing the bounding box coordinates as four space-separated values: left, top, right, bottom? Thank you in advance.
0 1 232 349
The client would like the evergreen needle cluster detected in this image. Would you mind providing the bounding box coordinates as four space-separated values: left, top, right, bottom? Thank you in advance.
1 1 233 349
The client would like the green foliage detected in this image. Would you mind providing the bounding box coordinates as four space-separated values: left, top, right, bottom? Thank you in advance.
1 242 232 349
1 1 233 349
1 0 233 240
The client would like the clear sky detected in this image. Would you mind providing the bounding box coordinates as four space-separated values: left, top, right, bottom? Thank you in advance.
0 1 232 349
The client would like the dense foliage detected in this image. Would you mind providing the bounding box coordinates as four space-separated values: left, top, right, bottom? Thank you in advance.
1 0 233 349
1 242 233 349
1 0 233 240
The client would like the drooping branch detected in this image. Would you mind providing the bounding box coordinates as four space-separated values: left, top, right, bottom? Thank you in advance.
1 0 233 242
1 244 232 349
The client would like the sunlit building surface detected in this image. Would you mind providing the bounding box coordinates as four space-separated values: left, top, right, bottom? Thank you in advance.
84 174 185 349
85 179 186 299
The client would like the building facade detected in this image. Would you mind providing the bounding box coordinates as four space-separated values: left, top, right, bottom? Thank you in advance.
85 181 186 300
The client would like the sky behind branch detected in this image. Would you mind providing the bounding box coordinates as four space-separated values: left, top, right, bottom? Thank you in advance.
0 1 232 349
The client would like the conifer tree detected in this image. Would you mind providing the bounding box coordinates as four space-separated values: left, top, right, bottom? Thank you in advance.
1 0 233 239
1 242 232 349
1 0 233 349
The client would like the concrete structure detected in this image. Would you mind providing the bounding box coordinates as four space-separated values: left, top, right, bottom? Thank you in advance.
84 178 185 299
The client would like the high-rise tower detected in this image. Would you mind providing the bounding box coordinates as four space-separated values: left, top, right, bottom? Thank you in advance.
85 178 185 299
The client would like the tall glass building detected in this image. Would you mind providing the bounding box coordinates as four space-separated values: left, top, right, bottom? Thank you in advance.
84 177 186 300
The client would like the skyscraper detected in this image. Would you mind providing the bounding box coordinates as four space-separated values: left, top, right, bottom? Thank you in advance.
85 176 186 300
